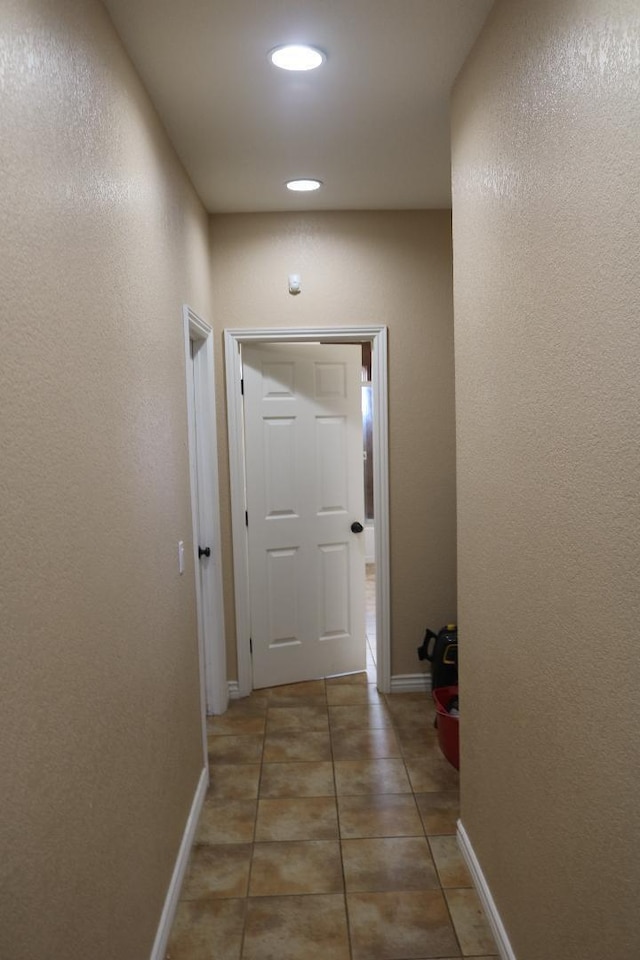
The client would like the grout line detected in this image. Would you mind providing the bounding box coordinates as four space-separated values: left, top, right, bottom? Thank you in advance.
441 885 465 957
329 680 355 960
240 687 269 948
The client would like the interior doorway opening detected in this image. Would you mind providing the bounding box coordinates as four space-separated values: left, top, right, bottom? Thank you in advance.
224 325 390 696
365 561 377 682
359 341 377 679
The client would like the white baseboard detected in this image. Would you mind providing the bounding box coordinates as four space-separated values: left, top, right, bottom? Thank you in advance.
150 766 208 960
457 820 516 960
229 675 430 697
390 672 431 693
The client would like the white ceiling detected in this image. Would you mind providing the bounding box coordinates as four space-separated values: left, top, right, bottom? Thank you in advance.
103 0 494 213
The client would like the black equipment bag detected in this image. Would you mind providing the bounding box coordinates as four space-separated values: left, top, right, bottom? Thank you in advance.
417 623 458 690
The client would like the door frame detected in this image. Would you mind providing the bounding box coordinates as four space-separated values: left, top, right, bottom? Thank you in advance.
183 305 228 719
224 325 390 696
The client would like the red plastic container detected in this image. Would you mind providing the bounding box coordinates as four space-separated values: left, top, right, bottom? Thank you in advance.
432 685 459 770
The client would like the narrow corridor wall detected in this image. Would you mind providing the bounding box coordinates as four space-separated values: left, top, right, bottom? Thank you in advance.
452 1 640 958
0 2 210 957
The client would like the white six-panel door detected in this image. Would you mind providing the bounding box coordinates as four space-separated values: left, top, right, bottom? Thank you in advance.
243 342 366 689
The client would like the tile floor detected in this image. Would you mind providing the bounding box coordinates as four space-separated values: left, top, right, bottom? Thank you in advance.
166 677 498 959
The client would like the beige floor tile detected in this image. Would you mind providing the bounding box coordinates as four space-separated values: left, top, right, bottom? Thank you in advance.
264 694 329 710
328 704 392 732
331 726 400 760
405 757 460 792
222 694 269 715
393 717 438 737
395 726 442 759
207 735 264 764
394 716 440 738
341 837 439 892
326 671 369 685
263 730 331 762
259 761 335 798
207 713 266 736
338 794 424 839
266 704 329 733
207 764 261 800
255 797 339 841
445 888 498 956
384 700 435 730
385 691 432 706
347 889 460 959
420 707 439 729
415 791 460 835
326 684 382 705
166 898 245 960
334 758 411 795
429 835 472 887
181 843 252 901
249 841 343 896
266 680 327 704
195 799 257 844
243 894 350 960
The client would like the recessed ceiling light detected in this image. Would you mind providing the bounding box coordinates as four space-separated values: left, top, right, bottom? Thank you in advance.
286 179 322 192
269 44 326 71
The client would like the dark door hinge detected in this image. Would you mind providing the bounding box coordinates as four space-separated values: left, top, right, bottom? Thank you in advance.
249 637 253 653
245 510 249 527
240 378 244 395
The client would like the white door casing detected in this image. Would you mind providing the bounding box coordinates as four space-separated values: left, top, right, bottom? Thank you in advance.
224 326 390 697
243 342 366 689
183 306 227 719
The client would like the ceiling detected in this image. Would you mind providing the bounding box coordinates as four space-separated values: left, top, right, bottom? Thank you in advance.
102 0 494 213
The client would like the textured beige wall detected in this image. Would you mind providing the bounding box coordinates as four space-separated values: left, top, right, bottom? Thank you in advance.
0 3 209 958
210 211 457 678
452 2 640 958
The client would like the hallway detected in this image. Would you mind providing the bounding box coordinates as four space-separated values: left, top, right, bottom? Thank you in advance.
166 679 498 959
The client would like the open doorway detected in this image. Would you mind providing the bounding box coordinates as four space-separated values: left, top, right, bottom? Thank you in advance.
224 325 390 696
361 341 377 682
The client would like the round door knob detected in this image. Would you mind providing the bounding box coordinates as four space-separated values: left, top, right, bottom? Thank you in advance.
350 521 364 534
198 546 211 558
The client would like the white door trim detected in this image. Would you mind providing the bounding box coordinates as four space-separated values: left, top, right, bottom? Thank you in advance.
183 306 228 720
224 325 391 696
